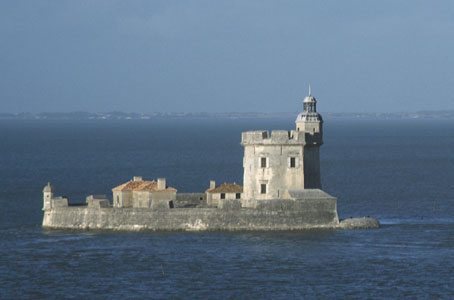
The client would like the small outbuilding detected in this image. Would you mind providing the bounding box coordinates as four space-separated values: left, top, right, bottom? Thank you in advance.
112 176 177 208
205 180 243 206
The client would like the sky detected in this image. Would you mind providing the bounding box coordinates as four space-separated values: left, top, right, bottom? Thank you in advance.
0 0 453 113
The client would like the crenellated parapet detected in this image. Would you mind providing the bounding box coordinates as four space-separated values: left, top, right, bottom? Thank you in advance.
241 130 306 145
241 130 322 146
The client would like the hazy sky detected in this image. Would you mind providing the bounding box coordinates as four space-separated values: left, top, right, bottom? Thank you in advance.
1 1 453 113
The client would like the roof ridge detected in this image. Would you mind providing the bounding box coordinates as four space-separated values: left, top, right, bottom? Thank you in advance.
206 183 243 193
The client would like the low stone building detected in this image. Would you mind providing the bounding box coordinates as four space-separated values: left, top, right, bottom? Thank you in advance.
112 176 177 208
205 180 243 206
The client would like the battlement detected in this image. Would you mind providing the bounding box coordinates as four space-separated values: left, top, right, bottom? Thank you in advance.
241 130 322 145
241 130 305 145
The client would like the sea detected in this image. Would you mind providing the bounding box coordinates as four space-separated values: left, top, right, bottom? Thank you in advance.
0 118 453 299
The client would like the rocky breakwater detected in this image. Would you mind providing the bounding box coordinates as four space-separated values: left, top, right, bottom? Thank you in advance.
338 217 380 229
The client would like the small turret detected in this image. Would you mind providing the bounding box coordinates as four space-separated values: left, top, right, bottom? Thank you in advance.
43 182 54 211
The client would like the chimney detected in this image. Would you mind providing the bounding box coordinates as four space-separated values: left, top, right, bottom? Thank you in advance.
210 180 216 189
157 178 166 190
133 176 143 182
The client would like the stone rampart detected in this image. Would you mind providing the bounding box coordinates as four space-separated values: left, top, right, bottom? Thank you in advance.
42 196 340 231
218 199 242 210
42 188 381 231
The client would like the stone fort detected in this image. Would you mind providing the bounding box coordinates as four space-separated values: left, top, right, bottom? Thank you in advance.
42 89 379 231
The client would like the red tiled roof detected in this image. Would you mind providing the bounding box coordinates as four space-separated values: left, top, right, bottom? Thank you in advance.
112 180 177 192
206 183 243 193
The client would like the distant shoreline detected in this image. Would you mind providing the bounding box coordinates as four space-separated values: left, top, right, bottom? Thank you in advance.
1 110 454 121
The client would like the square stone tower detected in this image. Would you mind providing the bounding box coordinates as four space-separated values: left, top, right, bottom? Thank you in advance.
241 88 323 207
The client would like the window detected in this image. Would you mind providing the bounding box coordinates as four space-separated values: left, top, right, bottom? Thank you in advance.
290 157 296 168
220 193 225 199
288 157 299 168
259 157 269 168
116 196 120 205
236 193 241 199
260 157 267 168
260 184 267 194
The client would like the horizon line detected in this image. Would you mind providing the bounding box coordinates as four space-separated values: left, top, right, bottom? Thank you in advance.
1 109 454 115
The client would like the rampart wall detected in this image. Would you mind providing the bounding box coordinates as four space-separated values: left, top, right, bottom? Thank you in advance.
43 196 339 231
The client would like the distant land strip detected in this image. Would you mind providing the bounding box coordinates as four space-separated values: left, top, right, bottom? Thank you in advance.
1 111 454 120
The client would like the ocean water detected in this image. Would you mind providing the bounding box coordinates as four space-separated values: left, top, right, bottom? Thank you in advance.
0 118 453 299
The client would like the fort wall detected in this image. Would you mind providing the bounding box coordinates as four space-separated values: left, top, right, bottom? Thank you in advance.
41 189 368 231
43 194 339 231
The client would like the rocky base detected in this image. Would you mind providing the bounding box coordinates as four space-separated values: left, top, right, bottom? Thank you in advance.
338 217 380 229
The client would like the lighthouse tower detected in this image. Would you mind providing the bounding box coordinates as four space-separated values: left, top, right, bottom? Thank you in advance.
295 86 323 189
241 87 324 207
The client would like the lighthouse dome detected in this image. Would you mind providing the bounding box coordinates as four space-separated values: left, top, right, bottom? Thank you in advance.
43 182 54 193
303 95 316 103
